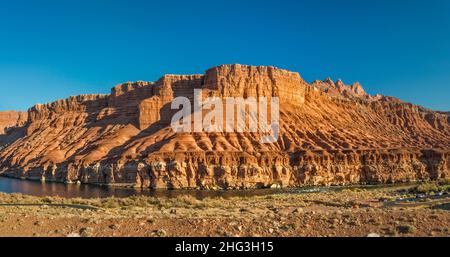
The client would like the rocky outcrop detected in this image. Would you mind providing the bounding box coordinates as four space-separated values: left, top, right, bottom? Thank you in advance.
203 65 306 104
0 64 449 189
0 111 27 135
2 149 447 189
0 111 28 149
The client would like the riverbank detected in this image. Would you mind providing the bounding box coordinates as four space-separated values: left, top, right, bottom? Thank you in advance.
0 181 449 237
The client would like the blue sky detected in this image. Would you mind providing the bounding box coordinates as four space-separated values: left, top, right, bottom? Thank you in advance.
0 0 449 111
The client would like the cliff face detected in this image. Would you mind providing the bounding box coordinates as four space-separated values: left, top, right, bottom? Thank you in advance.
0 111 27 135
0 64 449 189
0 111 28 149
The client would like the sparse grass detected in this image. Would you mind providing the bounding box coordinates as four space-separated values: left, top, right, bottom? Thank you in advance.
0 193 232 210
415 183 440 194
0 181 447 213
0 183 449 237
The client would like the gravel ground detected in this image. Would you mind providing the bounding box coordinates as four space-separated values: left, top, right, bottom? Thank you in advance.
0 184 449 237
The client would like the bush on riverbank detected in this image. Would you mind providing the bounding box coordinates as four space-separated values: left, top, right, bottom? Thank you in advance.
411 179 450 194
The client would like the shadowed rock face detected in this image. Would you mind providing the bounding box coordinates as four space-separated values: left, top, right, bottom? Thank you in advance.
0 111 27 135
0 64 449 189
0 111 28 148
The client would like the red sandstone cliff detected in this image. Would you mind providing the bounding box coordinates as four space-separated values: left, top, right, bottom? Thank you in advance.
0 111 27 135
0 64 449 189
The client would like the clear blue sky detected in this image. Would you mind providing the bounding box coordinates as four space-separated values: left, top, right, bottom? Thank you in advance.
0 0 449 111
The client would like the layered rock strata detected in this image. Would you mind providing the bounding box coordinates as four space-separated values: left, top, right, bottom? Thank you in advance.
0 64 449 189
0 111 27 135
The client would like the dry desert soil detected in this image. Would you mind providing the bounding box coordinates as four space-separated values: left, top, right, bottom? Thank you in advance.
0 181 449 237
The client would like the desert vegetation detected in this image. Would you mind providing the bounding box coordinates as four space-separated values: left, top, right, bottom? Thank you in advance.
0 182 448 237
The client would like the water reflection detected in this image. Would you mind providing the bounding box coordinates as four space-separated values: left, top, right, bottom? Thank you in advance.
0 177 289 199
0 176 405 199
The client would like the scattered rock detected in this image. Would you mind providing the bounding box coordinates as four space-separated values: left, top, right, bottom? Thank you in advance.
79 227 94 237
397 225 416 234
292 208 304 214
67 232 81 237
154 229 167 237
109 224 120 230
279 224 296 231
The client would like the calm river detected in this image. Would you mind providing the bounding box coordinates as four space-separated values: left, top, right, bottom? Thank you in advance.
0 176 399 199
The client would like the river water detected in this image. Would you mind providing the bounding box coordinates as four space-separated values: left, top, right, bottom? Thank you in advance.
0 177 295 199
0 176 405 199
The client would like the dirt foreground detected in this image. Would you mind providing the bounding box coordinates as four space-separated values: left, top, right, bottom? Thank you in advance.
0 183 449 237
